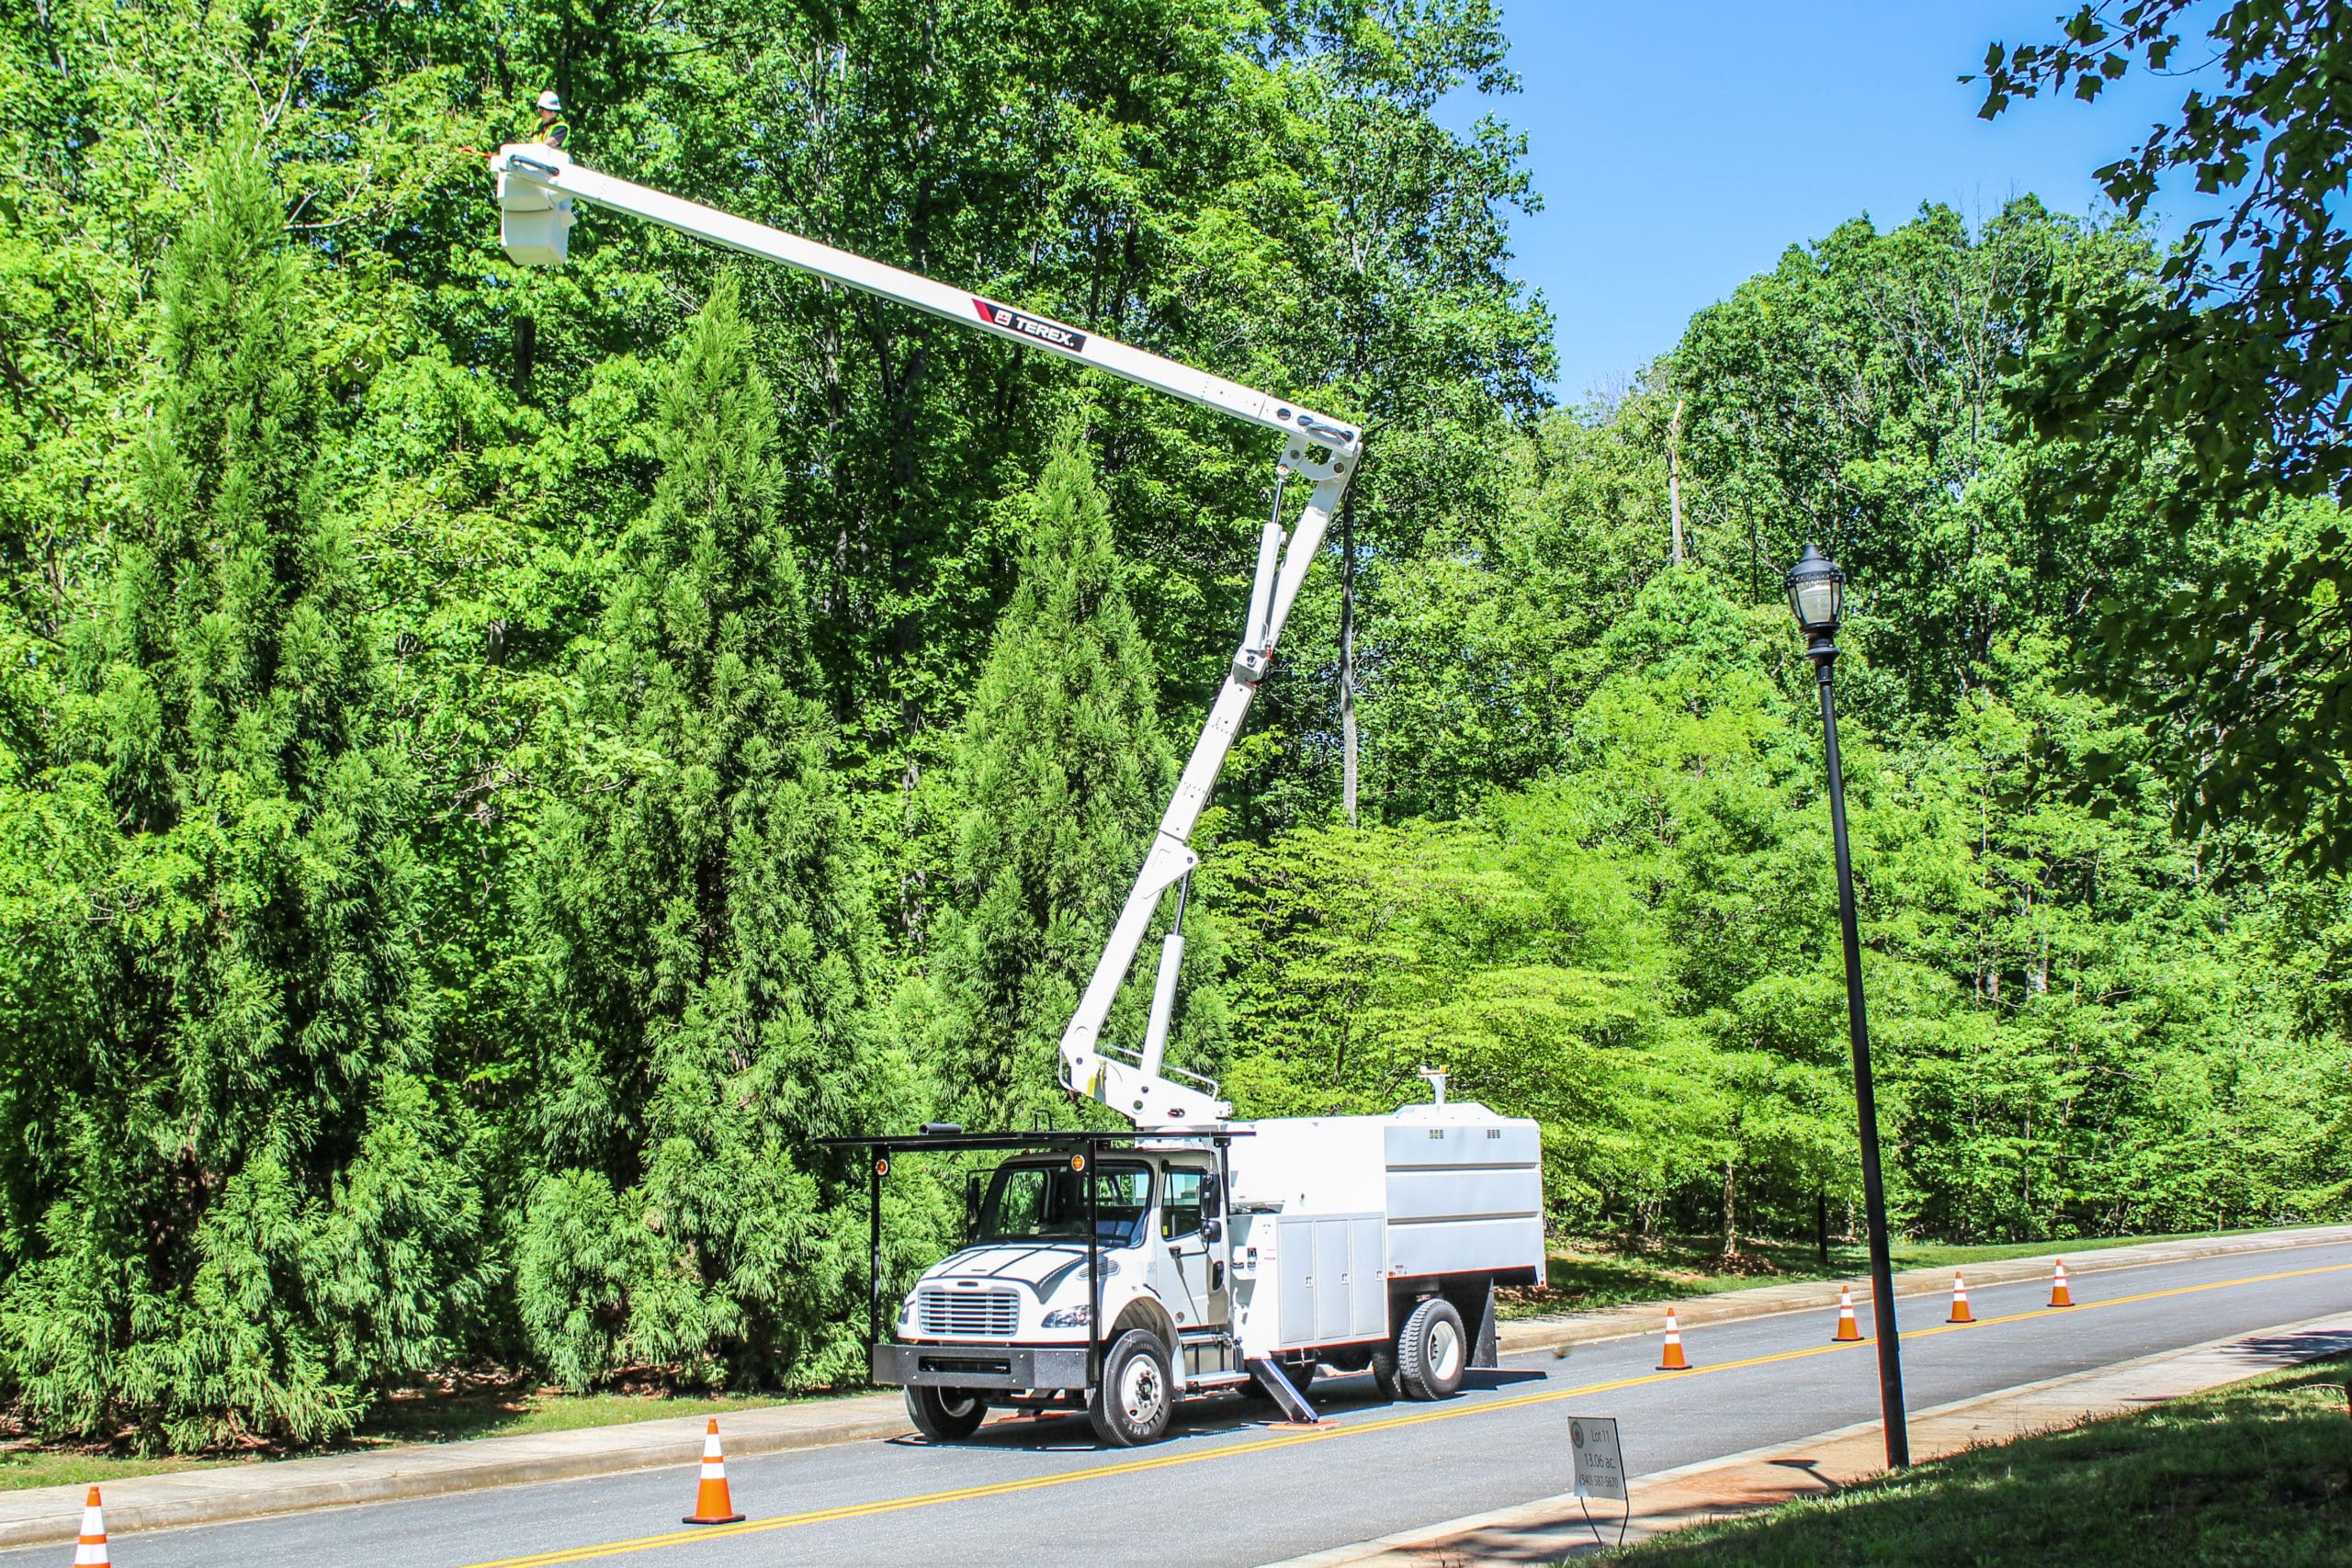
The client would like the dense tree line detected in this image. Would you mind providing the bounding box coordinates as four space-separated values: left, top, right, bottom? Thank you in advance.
0 0 2342 1450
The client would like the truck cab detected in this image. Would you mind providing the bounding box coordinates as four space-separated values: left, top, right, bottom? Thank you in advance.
874 1144 1245 1447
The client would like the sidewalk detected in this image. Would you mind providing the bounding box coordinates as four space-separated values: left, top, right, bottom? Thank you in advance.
1267 1307 2352 1565
1 1224 2343 1550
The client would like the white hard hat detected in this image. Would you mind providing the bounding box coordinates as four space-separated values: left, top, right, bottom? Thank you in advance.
537 90 564 113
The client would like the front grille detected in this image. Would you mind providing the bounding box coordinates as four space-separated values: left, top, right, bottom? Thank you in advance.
916 1287 1021 1338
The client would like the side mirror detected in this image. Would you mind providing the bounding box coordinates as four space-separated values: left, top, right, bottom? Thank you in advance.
964 1175 983 1238
1203 1176 1223 1220
1203 1217 1223 1246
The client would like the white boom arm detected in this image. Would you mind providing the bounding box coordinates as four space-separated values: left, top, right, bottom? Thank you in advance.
492 146 1361 1130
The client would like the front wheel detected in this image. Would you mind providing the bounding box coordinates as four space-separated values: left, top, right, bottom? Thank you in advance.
1089 1328 1176 1447
1396 1296 1466 1401
906 1384 989 1441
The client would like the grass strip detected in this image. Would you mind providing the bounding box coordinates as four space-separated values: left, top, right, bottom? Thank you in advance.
0 1387 814 1495
1599 1351 2352 1565
1505 1226 2275 1318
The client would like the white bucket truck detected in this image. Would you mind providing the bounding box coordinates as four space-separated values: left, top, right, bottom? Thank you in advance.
488 146 1549 1447
853 1078 1542 1447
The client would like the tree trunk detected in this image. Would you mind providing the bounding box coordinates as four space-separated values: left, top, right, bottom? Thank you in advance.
513 313 536 399
1720 1158 1736 1258
1668 396 1686 567
1340 485 1359 829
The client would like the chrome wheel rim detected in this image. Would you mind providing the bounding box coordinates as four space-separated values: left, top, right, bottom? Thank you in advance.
1119 1355 1166 1427
1428 1318 1463 1382
941 1391 979 1419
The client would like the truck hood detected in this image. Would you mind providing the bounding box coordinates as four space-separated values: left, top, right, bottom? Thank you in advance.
929 1244 1109 1295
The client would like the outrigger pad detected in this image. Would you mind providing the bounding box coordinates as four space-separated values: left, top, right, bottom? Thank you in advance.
1244 1358 1319 1424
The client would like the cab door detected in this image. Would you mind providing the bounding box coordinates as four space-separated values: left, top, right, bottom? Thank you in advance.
1159 1166 1226 1329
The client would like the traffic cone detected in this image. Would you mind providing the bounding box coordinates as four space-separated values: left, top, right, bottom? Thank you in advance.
2050 1258 2074 1308
1832 1284 1863 1342
1657 1306 1691 1371
682 1416 745 1526
74 1485 108 1566
1948 1271 1974 1324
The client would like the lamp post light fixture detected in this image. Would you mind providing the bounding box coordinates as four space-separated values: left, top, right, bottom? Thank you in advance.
1785 541 1910 1471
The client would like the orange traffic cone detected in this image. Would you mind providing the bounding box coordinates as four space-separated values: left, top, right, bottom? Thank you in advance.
2050 1258 2074 1308
682 1416 745 1526
1947 1271 1974 1324
1832 1284 1863 1342
1657 1306 1691 1371
74 1485 108 1566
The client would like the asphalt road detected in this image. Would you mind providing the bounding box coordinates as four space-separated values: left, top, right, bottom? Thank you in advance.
31 1238 2352 1568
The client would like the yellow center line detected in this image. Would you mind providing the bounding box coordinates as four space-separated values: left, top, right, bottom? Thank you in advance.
459 1257 2352 1567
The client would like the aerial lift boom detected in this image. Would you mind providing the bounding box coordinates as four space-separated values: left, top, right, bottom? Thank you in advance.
492 145 1360 1130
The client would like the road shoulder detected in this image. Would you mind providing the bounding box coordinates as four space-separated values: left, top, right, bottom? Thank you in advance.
0 1393 910 1551
1493 1223 2352 1356
1261 1307 2352 1567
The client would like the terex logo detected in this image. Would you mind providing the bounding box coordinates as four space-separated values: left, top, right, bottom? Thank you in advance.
971 298 1088 354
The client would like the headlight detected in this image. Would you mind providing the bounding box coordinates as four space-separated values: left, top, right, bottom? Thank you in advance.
1041 1305 1092 1328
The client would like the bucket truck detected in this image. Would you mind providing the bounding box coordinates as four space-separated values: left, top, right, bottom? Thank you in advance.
492 143 1545 1448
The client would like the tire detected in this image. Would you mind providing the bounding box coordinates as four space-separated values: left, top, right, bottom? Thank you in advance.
906 1383 989 1441
1395 1296 1466 1401
1369 1339 1399 1400
1088 1329 1176 1447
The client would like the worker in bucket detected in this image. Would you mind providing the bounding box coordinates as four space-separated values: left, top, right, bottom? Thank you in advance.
534 90 568 150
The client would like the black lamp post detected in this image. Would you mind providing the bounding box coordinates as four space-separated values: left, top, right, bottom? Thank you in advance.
1785 542 1910 1471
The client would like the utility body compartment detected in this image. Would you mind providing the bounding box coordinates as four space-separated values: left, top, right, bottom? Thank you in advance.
1226 1101 1543 1358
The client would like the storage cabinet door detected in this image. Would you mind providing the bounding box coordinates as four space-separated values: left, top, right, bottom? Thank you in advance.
1350 1218 1386 1337
1277 1219 1316 1345
1314 1221 1352 1340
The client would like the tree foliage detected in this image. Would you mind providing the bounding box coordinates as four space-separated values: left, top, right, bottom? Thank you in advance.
0 0 2339 1452
1979 3 2352 867
926 429 1177 1127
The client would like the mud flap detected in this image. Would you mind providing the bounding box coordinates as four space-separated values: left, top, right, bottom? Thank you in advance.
1244 1358 1319 1423
1472 1280 1499 1370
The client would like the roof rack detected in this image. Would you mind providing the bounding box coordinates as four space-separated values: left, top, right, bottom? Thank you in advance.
816 1127 1244 1155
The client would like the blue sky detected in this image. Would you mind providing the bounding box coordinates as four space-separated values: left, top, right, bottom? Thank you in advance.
1456 2 2227 400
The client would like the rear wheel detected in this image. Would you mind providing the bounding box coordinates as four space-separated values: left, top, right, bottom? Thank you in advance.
1396 1296 1466 1401
906 1384 989 1441
1089 1329 1175 1447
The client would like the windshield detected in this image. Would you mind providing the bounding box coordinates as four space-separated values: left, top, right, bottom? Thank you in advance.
978 1161 1151 1247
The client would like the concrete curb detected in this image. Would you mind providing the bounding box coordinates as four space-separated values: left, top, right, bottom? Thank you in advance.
1491 1223 2352 1356
2 1224 2343 1551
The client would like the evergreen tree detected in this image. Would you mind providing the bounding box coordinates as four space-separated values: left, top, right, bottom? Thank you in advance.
517 276 906 1391
931 431 1178 1125
0 140 479 1450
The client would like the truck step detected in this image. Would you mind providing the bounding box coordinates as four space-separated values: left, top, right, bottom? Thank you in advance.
1243 1358 1321 1424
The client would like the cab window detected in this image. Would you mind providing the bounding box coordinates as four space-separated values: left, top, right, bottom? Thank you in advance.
978 1161 1150 1246
1161 1169 1204 1241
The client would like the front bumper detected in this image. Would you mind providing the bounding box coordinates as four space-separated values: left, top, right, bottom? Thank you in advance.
872 1341 1094 1392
